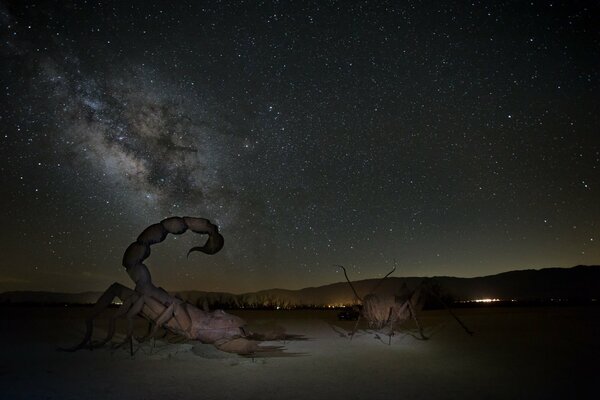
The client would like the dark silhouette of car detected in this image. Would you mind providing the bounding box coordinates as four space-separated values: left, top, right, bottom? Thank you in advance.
337 307 360 321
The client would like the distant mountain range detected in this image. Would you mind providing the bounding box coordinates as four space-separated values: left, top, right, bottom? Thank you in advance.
1 265 598 307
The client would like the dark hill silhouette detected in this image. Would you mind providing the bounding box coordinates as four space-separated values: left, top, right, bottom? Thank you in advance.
1 265 598 307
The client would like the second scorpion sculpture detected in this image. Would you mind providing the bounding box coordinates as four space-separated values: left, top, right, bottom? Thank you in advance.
64 216 264 355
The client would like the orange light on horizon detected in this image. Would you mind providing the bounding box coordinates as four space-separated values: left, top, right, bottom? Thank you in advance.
458 298 516 303
474 298 501 303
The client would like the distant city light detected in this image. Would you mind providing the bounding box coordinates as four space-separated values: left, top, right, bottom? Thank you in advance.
474 298 501 303
458 298 517 303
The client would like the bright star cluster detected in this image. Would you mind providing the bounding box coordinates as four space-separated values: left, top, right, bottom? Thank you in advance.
0 1 598 293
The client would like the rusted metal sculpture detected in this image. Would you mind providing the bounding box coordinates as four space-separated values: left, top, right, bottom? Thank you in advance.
63 217 263 355
337 263 473 343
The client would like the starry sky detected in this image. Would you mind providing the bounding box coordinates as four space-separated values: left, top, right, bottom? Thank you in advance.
1 1 598 294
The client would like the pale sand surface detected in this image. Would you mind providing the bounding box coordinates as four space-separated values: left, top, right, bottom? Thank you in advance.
1 306 598 399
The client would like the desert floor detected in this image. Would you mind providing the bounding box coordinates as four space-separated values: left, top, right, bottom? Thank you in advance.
1 305 598 399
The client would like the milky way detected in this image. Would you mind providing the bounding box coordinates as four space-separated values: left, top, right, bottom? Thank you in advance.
1 1 598 293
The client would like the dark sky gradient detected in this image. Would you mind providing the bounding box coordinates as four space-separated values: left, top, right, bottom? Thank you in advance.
1 1 598 293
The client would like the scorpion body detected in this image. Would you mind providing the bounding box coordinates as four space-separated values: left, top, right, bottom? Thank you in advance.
64 216 259 354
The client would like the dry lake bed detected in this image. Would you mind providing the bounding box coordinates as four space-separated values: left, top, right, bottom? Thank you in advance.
1 305 598 399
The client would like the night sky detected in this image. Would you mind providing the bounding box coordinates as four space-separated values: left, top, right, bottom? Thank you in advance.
1 1 598 294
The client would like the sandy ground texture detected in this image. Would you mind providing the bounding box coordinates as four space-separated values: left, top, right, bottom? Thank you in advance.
0 305 598 400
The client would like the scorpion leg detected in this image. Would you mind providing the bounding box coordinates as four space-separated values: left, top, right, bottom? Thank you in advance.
407 300 427 340
135 320 156 343
148 296 193 337
349 313 362 340
91 294 137 348
113 294 146 352
60 283 135 351
149 303 175 336
172 302 192 334
131 295 168 342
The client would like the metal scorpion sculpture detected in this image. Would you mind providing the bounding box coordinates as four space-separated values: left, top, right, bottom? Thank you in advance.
63 216 263 355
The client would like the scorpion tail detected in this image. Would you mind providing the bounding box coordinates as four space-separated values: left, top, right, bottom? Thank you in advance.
122 216 224 269
182 216 225 256
187 233 224 257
